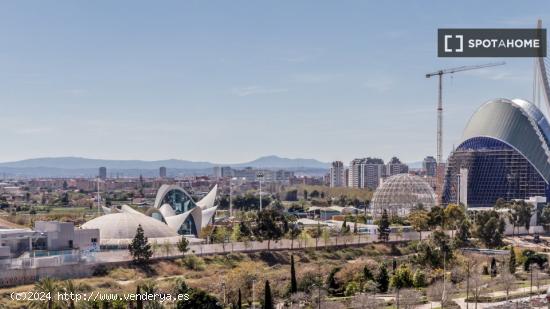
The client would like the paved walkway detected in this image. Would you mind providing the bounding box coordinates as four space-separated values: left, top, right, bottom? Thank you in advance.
93 232 427 264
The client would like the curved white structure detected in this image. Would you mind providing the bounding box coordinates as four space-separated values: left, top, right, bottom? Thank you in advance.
84 184 219 242
443 98 550 207
119 204 142 215
196 184 218 209
151 184 219 236
159 203 176 218
82 212 180 246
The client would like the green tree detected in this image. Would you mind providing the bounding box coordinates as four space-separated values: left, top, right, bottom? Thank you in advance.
263 280 273 309
474 210 506 247
128 225 153 265
509 246 516 274
444 204 466 237
390 265 414 308
428 205 444 228
412 270 426 288
176 280 222 309
341 218 348 233
254 209 287 250
376 263 390 293
237 289 242 309
454 219 471 247
540 204 550 225
136 285 143 309
363 265 373 281
290 254 298 294
514 201 534 234
177 236 189 255
409 210 429 240
287 223 301 250
378 209 390 242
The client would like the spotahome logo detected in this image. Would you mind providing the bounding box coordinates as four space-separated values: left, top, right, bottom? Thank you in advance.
438 29 546 57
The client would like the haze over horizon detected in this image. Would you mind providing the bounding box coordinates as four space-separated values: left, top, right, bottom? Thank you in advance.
1 1 549 164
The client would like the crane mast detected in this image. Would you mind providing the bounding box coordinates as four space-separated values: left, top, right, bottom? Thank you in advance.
425 61 505 164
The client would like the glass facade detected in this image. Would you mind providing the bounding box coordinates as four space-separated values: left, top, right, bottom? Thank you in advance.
162 189 198 235
443 136 550 207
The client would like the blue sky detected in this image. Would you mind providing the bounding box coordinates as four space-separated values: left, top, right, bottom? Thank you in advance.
1 1 549 164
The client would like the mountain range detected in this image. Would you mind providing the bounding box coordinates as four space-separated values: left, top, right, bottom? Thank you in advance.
0 156 330 178
0 156 425 178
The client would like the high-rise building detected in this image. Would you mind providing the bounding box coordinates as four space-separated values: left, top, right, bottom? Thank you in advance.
348 157 385 189
363 158 385 189
159 166 167 178
422 156 437 177
212 166 222 178
386 157 409 176
329 161 345 187
99 167 107 180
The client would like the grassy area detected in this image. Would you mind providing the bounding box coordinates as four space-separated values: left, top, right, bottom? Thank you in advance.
0 245 406 308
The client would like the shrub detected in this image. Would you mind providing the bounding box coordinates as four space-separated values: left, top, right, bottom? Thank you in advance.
183 254 206 271
92 264 109 276
412 270 427 288
344 281 360 296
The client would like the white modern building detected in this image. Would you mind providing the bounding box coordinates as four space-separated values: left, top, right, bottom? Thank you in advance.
82 184 219 246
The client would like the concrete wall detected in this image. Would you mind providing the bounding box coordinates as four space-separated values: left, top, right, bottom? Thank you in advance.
0 263 96 287
74 229 100 250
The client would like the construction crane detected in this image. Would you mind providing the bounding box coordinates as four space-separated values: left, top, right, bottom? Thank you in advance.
425 61 505 164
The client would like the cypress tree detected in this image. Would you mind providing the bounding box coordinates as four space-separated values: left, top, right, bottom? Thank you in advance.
378 210 390 242
238 289 242 309
290 255 298 293
509 246 516 274
341 218 347 233
136 285 143 309
376 263 390 293
263 280 273 309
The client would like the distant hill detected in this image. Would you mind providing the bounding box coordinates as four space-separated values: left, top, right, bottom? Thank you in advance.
232 155 330 169
0 155 330 177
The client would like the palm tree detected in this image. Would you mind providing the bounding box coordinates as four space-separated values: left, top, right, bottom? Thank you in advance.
29 278 58 309
60 280 81 309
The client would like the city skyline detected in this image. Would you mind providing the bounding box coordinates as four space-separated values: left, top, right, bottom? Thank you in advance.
1 1 550 164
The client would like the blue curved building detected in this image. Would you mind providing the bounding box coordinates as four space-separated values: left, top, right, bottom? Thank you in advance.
442 98 550 207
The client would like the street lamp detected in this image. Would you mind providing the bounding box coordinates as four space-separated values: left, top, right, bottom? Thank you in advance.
257 172 264 211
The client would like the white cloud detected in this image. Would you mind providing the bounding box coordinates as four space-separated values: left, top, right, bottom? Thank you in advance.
231 86 289 97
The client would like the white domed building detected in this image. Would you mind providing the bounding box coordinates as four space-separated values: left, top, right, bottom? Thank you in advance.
82 212 180 247
372 174 436 218
82 184 218 247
